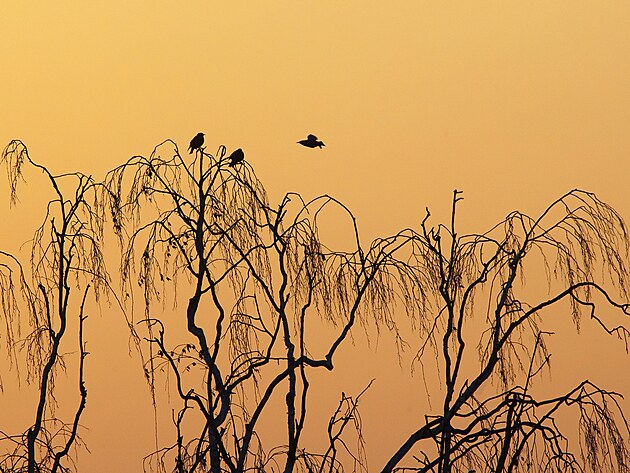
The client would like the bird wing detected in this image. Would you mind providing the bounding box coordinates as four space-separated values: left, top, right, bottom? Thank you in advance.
307 134 318 141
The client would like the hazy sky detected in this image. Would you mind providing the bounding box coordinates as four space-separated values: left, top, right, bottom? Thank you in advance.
1 2 629 471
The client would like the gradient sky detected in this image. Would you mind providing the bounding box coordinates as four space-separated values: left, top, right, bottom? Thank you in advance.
1 2 629 471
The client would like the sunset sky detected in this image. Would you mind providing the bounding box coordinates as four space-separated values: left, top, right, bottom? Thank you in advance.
1 2 629 471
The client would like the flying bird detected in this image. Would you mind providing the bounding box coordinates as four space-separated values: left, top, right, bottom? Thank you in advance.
297 134 325 149
228 148 245 167
188 132 205 154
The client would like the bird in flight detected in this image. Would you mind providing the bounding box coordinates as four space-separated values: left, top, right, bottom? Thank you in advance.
297 134 325 149
228 148 245 167
188 132 205 154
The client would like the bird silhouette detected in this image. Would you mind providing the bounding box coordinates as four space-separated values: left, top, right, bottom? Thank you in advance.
228 148 245 167
297 134 325 149
188 132 205 154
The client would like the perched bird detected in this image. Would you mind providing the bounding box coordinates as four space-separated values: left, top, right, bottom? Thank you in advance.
228 148 245 167
188 132 205 154
297 134 325 149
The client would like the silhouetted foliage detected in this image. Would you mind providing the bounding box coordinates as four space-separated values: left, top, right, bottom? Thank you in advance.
381 190 630 473
0 137 629 473
101 140 414 473
0 140 110 473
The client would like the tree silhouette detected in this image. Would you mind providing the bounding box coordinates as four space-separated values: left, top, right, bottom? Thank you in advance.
0 137 628 473
380 189 630 473
102 140 415 473
0 140 110 473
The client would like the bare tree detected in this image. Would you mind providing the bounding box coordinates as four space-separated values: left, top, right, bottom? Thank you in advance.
380 189 630 473
0 141 109 473
1 136 628 473
102 140 418 473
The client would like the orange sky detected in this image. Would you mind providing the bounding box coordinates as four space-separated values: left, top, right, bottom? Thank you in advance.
1 2 629 471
